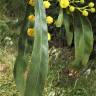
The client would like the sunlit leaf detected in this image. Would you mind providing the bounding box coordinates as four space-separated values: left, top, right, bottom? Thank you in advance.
24 0 48 96
55 9 63 27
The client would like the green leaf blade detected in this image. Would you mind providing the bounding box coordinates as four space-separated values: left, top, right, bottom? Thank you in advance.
24 0 48 96
63 13 73 46
73 14 93 69
56 9 63 27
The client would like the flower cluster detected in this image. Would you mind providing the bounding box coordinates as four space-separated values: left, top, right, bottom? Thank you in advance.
61 0 95 16
26 0 96 40
27 14 51 40
27 14 35 37
26 0 53 40
43 0 95 17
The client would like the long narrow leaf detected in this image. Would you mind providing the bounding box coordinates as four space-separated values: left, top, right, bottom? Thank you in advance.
63 13 73 46
14 4 34 95
24 0 48 96
73 14 93 69
55 9 63 27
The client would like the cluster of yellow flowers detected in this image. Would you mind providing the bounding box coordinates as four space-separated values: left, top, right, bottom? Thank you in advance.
43 0 96 16
27 14 51 40
27 0 96 16
26 0 96 40
26 0 53 41
27 14 35 37
59 0 95 16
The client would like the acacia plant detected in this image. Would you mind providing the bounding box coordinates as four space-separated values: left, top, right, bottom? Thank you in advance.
14 0 95 96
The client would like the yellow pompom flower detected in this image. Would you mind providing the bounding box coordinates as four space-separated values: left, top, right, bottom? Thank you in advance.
82 10 88 16
29 0 35 6
43 1 51 9
46 16 53 24
88 2 94 8
59 0 69 8
28 15 35 21
90 8 95 13
27 28 35 37
80 0 84 4
48 33 51 41
69 6 75 12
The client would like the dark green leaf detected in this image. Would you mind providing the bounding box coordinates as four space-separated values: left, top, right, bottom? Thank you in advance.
14 4 34 95
73 14 93 69
63 13 73 46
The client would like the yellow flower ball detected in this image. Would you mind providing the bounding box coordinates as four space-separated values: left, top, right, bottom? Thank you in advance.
48 33 51 41
43 1 51 9
82 10 88 16
90 8 96 13
29 0 35 6
46 16 53 24
69 6 75 12
80 0 84 4
28 15 35 21
88 2 94 8
27 28 35 37
59 0 69 8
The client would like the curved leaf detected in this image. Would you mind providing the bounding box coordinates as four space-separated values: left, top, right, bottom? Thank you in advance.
73 14 93 69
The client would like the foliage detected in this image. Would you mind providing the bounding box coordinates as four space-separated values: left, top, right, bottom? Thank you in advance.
45 0 94 70
14 0 48 96
0 48 19 96
44 47 96 96
0 20 10 46
0 47 96 96
13 0 95 96
0 0 96 96
0 0 25 18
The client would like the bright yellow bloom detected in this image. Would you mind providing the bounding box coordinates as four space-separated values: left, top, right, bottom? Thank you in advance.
28 15 35 21
29 0 35 6
88 2 94 8
90 8 95 13
27 28 35 37
27 28 51 40
48 33 51 41
59 0 69 8
80 0 84 4
82 10 88 16
46 16 53 24
69 6 75 12
43 1 51 9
